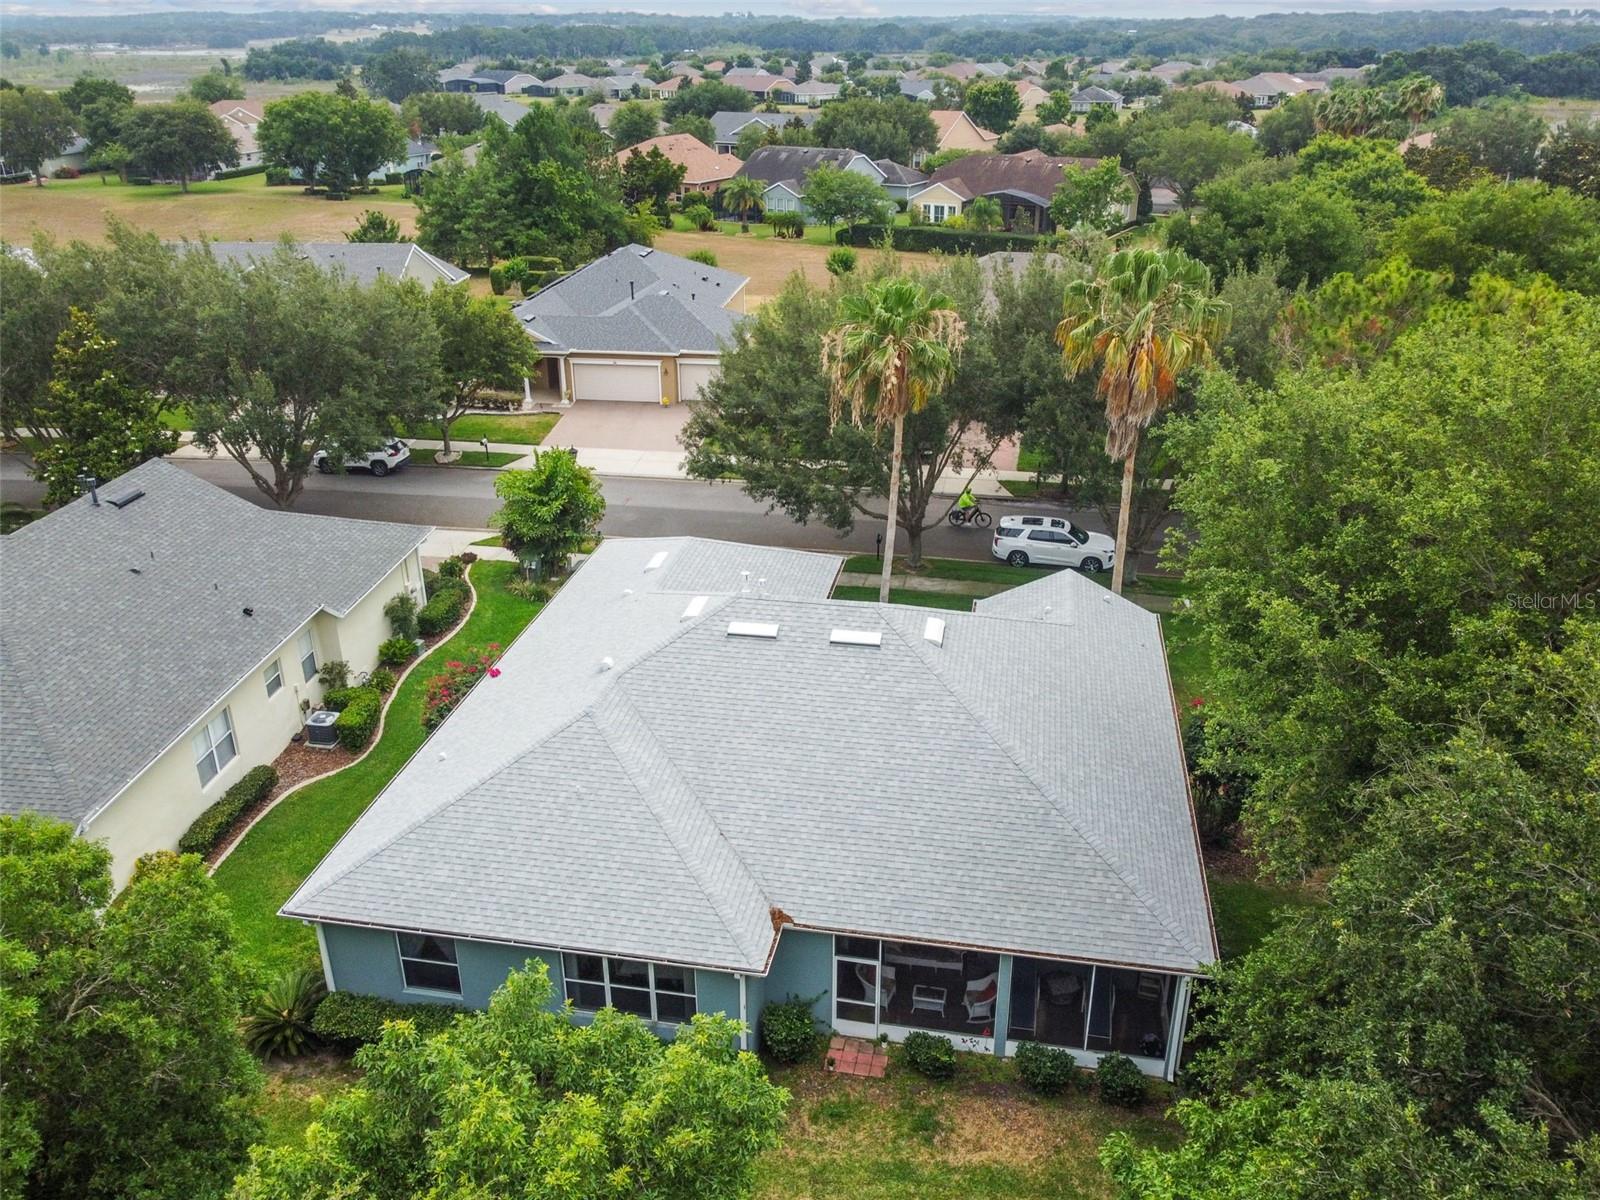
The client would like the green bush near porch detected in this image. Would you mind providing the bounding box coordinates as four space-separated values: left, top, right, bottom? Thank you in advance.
211 562 544 975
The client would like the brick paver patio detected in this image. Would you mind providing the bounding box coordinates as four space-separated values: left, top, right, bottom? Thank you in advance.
826 1035 888 1078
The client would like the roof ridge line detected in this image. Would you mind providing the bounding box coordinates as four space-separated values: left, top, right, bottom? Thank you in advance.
884 610 1206 964
592 688 773 967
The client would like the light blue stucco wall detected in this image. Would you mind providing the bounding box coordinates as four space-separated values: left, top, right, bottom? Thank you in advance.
764 928 834 1025
320 922 566 1013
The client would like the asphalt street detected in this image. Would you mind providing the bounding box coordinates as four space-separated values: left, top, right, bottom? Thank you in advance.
0 453 1118 563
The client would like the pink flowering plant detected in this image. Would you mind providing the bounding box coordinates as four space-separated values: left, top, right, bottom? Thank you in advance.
421 644 502 730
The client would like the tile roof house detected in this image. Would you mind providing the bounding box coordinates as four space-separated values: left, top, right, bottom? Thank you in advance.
210 99 265 167
914 150 1136 233
735 145 887 217
0 459 430 890
287 537 1214 1079
614 133 738 197
721 69 789 100
919 110 1000 165
195 242 469 287
708 109 818 154
511 244 747 404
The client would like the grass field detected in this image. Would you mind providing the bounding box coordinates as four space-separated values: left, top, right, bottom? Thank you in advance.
1208 873 1318 960
0 171 418 246
655 228 939 306
212 561 542 975
412 450 524 468
405 412 560 446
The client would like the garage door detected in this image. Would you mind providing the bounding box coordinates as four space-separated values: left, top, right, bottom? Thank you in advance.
571 359 660 403
677 359 719 401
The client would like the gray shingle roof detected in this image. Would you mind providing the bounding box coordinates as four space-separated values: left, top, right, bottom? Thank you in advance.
196 242 469 286
709 110 818 144
0 460 429 826
874 159 928 186
511 244 747 356
286 538 1216 976
737 145 874 190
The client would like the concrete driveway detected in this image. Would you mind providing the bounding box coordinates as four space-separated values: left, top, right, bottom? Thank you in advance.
547 401 692 452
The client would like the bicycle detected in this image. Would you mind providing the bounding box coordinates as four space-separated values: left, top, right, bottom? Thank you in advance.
947 504 992 529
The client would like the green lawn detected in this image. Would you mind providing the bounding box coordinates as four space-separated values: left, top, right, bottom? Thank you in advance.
669 212 909 246
1158 609 1211 706
256 1057 362 1149
405 412 560 446
831 585 975 611
1001 479 1043 498
756 1057 1177 1200
1208 873 1319 960
213 561 544 975
412 450 524 469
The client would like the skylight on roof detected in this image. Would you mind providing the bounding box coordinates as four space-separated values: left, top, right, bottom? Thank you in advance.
644 550 669 572
682 595 709 620
923 617 946 646
727 621 779 639
829 629 882 647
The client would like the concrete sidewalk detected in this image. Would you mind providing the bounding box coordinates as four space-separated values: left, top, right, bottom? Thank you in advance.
420 528 515 562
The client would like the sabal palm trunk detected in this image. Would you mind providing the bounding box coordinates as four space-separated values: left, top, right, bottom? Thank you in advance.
880 413 903 603
1111 436 1138 595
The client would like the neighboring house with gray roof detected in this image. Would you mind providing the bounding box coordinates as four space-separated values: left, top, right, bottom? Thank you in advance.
440 68 538 94
511 244 747 404
286 536 1215 1080
708 109 818 154
735 145 886 216
193 241 469 287
875 158 929 203
0 459 431 890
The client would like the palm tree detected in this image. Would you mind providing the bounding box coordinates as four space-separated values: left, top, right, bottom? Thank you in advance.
1057 247 1229 595
720 175 767 233
822 278 967 603
1396 74 1444 136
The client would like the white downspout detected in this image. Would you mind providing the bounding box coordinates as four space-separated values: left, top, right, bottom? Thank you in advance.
737 974 750 1051
314 922 337 993
1164 977 1191 1081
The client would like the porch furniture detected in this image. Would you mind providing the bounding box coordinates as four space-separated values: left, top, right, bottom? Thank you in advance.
963 972 998 1024
885 946 964 972
854 963 897 1011
911 984 947 1015
1043 972 1083 1008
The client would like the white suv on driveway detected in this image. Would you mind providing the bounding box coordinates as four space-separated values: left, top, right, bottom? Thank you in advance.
992 515 1116 572
313 439 412 477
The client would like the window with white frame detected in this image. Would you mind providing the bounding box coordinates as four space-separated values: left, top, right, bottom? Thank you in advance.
192 709 237 787
397 933 462 995
297 629 317 682
562 954 697 1023
264 658 283 698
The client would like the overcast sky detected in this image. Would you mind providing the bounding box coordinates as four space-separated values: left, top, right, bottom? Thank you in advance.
0 0 1573 19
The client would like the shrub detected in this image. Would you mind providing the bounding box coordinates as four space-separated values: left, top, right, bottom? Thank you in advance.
488 264 508 294
459 550 478 565
378 636 418 667
1183 706 1254 847
683 202 716 231
310 990 462 1048
417 584 468 637
177 765 277 856
825 246 857 276
384 592 419 640
318 659 351 690
334 686 382 751
320 686 361 712
687 248 719 267
367 667 397 694
421 643 502 729
52 165 80 180
766 210 805 238
835 224 1047 253
760 996 822 1063
1015 1041 1080 1095
903 1030 957 1080
242 968 326 1060
1095 1051 1148 1107
504 577 552 604
213 163 267 181
438 556 465 579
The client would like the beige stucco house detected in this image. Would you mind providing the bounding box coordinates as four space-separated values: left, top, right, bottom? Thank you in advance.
0 460 430 890
917 110 1001 165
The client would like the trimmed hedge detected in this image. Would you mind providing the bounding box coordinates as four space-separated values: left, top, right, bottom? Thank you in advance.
417 579 469 636
334 686 382 751
177 765 277 856
1015 1040 1080 1095
1095 1050 1148 1107
310 990 463 1048
320 686 361 712
214 163 267 180
378 636 418 667
834 224 1048 253
760 996 822 1064
903 1030 957 1079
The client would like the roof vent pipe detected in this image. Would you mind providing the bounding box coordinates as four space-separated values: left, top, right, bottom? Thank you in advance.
629 280 635 301
599 656 615 672
76 474 99 506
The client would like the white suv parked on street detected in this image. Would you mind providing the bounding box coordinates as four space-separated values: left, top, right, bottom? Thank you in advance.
313 439 412 477
992 515 1116 572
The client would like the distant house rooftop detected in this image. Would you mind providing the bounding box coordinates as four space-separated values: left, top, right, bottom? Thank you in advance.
187 241 469 287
